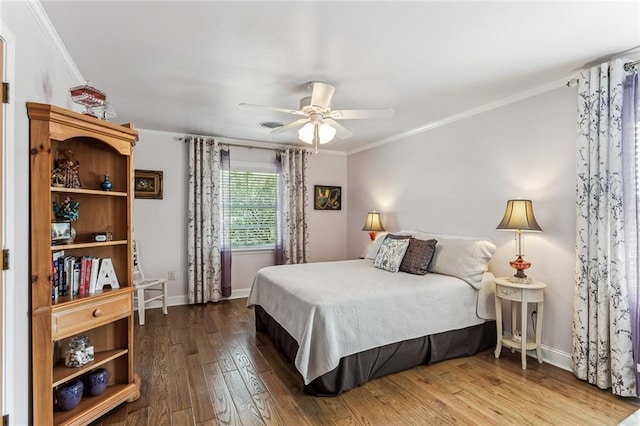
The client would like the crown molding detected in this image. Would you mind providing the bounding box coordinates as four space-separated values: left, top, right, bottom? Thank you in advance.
348 75 579 156
24 0 84 84
138 128 348 156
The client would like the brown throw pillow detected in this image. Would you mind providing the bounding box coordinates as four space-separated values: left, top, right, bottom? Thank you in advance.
385 234 411 240
399 238 437 275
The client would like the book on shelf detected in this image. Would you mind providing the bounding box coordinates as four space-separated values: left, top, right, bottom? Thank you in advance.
72 261 81 295
79 257 87 295
51 251 65 300
88 257 100 293
64 256 75 296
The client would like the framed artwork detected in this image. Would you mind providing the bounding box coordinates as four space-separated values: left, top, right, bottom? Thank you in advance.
134 169 163 199
314 185 341 210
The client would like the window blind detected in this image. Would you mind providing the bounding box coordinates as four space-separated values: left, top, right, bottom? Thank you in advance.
225 170 277 248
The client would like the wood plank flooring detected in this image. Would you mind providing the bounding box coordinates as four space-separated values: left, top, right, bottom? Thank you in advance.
92 299 640 425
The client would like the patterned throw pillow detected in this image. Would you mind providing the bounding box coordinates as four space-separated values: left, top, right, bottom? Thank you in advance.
399 238 437 275
374 238 410 273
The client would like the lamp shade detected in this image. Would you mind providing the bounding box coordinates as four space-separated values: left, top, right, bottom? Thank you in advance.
496 199 542 232
362 211 385 232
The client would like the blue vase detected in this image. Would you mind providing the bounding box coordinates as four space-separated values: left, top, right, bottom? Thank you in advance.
55 379 83 411
100 175 113 191
83 368 109 396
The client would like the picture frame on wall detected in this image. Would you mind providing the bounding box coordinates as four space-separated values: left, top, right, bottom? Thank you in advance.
314 185 342 210
134 169 163 199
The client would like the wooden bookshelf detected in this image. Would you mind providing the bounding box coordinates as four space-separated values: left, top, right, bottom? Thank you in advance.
28 103 139 425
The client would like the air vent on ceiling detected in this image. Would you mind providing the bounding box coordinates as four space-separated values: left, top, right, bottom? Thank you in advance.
259 121 285 130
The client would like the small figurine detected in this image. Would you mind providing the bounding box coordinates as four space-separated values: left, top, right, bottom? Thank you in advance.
55 150 81 189
51 169 66 187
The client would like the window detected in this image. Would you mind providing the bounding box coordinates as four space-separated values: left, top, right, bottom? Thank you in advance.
225 166 277 249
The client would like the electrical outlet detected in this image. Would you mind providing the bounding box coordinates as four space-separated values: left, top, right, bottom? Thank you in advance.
168 271 176 280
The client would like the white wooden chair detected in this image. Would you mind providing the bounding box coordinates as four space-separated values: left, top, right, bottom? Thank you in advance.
133 240 168 325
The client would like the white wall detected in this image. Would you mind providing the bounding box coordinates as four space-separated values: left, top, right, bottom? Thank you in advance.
2 2 81 423
132 130 187 303
307 150 348 262
133 129 348 303
347 87 577 363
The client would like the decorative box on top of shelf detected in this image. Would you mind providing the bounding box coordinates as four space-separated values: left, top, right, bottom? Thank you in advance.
28 102 139 426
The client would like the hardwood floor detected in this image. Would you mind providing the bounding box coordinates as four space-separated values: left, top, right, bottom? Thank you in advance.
92 299 640 425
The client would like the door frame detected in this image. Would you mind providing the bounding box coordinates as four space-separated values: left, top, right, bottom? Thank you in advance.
0 20 15 419
0 33 4 421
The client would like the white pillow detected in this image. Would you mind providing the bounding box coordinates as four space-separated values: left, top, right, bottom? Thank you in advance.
373 238 410 273
399 230 491 241
364 232 389 259
397 230 496 289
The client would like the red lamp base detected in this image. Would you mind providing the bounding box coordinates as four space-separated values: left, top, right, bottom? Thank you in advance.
368 231 377 241
509 255 531 279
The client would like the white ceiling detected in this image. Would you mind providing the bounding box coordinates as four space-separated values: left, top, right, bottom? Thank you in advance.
41 1 640 153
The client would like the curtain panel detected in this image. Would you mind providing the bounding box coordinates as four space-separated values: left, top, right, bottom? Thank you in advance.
275 147 310 264
572 59 636 396
186 136 232 303
622 73 639 395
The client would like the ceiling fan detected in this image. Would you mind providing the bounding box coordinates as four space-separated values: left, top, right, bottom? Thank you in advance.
240 81 394 151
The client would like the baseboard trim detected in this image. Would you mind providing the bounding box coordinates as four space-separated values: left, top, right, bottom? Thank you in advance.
539 344 572 372
500 333 572 372
229 288 251 299
134 289 251 311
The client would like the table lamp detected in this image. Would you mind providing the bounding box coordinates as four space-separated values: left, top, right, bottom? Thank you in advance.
362 211 385 241
496 199 542 282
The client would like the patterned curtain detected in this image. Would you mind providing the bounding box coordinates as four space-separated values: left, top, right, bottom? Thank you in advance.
622 72 639 395
275 147 309 264
186 136 232 303
572 59 636 396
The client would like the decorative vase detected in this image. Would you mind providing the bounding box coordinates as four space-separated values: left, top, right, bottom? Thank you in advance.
83 368 109 396
69 225 77 243
101 175 113 191
55 379 83 411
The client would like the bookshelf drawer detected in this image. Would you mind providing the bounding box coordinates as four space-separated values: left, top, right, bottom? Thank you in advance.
52 293 131 340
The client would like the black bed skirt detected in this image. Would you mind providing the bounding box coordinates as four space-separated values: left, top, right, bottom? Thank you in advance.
254 305 496 396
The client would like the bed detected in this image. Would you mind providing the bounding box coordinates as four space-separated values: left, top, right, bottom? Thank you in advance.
247 231 498 395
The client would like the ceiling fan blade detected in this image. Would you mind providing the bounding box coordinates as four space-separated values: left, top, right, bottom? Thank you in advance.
324 118 353 139
328 108 395 120
239 103 306 116
310 82 335 109
270 118 310 134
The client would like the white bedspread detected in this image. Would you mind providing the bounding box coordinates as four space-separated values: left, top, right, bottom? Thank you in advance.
247 259 494 384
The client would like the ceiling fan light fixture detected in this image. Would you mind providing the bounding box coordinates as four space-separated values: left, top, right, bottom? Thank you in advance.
298 122 336 145
298 122 315 144
318 122 336 144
